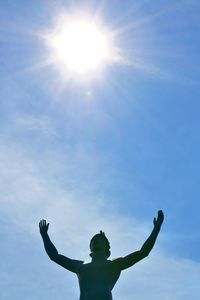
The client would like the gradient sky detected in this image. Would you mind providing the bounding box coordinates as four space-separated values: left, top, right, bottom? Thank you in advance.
0 1 200 299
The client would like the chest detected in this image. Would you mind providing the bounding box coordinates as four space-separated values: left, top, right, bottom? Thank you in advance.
77 262 121 290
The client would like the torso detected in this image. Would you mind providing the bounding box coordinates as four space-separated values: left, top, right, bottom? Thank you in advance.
77 260 121 300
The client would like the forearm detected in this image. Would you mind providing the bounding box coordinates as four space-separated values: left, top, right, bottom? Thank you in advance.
140 225 161 256
115 227 161 269
41 232 59 259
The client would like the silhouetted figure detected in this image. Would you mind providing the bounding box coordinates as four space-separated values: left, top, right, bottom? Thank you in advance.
39 210 164 300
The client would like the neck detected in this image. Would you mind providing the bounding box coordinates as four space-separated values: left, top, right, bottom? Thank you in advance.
91 251 107 262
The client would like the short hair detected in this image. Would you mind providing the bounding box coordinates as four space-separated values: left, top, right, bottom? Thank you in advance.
89 230 111 258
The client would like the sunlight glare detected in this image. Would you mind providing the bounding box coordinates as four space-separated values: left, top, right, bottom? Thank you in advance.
49 21 110 73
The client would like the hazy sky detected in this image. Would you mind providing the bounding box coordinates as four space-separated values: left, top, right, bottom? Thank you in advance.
0 1 200 299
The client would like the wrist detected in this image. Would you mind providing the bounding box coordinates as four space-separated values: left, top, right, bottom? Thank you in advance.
40 231 48 237
154 224 161 231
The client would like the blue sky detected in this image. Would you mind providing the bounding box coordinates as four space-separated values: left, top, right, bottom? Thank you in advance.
0 0 200 299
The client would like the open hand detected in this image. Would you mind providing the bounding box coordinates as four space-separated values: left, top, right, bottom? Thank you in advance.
153 210 164 228
39 219 49 236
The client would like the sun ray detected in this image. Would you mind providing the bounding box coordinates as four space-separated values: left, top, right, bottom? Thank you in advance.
110 3 179 38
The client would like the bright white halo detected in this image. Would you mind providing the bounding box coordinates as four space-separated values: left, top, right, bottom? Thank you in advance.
49 20 110 73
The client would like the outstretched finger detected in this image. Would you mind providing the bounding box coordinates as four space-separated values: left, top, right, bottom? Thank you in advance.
40 219 45 227
158 210 164 220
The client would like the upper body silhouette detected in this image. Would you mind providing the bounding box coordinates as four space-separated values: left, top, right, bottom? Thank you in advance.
39 210 164 300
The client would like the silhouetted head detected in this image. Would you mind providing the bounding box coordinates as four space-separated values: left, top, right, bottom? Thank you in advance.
90 230 111 258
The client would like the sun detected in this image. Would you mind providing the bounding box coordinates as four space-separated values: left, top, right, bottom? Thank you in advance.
47 19 112 73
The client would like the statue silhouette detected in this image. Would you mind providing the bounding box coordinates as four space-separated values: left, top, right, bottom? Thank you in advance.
39 210 164 300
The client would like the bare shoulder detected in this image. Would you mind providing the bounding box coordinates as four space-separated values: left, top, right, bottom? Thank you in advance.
111 257 123 262
111 257 124 264
54 254 84 273
108 257 124 270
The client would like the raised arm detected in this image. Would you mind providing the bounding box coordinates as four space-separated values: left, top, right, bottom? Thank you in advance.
39 220 83 273
112 210 164 271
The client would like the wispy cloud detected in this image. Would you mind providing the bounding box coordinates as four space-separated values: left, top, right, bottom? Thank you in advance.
0 134 200 300
15 115 58 137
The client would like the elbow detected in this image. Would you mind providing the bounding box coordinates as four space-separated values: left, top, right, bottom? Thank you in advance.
49 253 59 262
50 256 56 261
140 249 150 259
